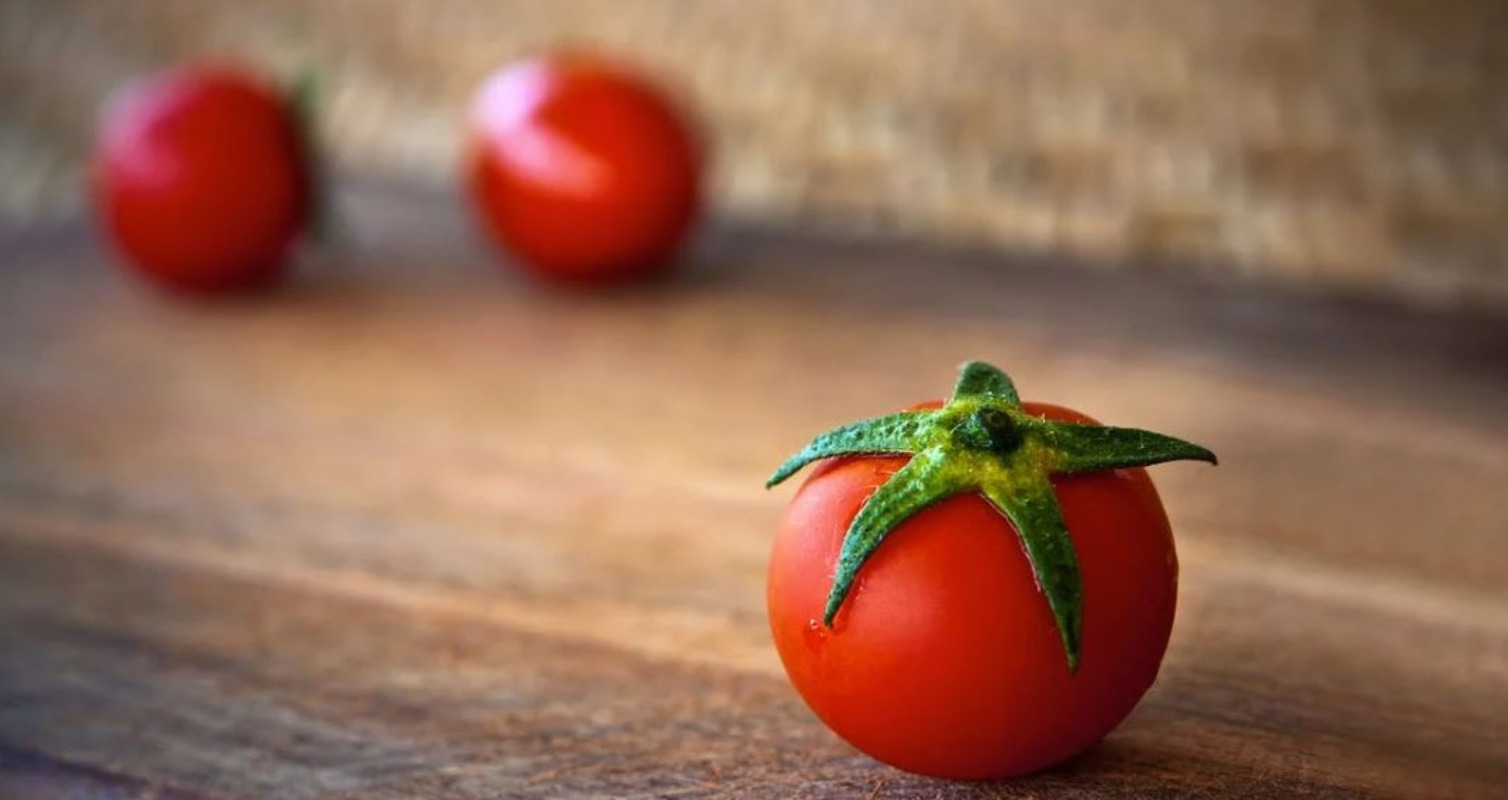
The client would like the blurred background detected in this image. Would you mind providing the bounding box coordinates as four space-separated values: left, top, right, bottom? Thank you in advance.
3 0 1504 311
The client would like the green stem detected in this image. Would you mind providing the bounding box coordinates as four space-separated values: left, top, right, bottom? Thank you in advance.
767 360 1216 673
287 68 331 243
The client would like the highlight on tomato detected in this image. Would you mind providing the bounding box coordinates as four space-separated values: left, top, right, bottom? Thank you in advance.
766 361 1217 779
467 54 704 285
91 65 320 294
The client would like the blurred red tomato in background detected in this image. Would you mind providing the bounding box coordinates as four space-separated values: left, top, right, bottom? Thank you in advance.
468 56 704 285
92 66 313 294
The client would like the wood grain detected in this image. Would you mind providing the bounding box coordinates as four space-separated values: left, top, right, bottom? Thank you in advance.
1 181 1505 798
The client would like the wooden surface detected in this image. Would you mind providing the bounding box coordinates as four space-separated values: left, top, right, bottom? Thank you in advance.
1 183 1506 799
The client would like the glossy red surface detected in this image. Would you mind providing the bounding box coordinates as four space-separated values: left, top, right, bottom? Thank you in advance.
468 57 703 284
92 67 309 293
768 402 1179 779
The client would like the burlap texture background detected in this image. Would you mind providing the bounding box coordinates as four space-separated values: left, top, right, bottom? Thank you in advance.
3 1 1503 309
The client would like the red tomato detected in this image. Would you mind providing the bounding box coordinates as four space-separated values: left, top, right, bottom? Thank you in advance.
468 56 703 284
92 67 311 294
768 402 1178 779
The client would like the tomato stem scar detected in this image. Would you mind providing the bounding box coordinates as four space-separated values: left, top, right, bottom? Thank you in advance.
973 408 1022 453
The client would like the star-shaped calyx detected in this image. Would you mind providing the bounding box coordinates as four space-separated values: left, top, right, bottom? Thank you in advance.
767 361 1216 673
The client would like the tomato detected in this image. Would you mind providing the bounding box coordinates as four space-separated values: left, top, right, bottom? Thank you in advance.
766 363 1214 780
92 67 311 294
467 56 703 284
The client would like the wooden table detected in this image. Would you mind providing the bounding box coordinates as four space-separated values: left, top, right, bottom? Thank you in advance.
2 183 1505 799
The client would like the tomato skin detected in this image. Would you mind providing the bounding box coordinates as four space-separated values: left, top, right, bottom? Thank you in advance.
768 402 1178 779
467 56 703 284
91 67 309 294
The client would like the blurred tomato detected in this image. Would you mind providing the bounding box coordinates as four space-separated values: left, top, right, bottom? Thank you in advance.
468 56 703 284
92 66 311 294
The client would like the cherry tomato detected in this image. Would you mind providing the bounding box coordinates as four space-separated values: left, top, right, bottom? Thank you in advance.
467 56 703 284
769 402 1180 779
92 67 311 294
